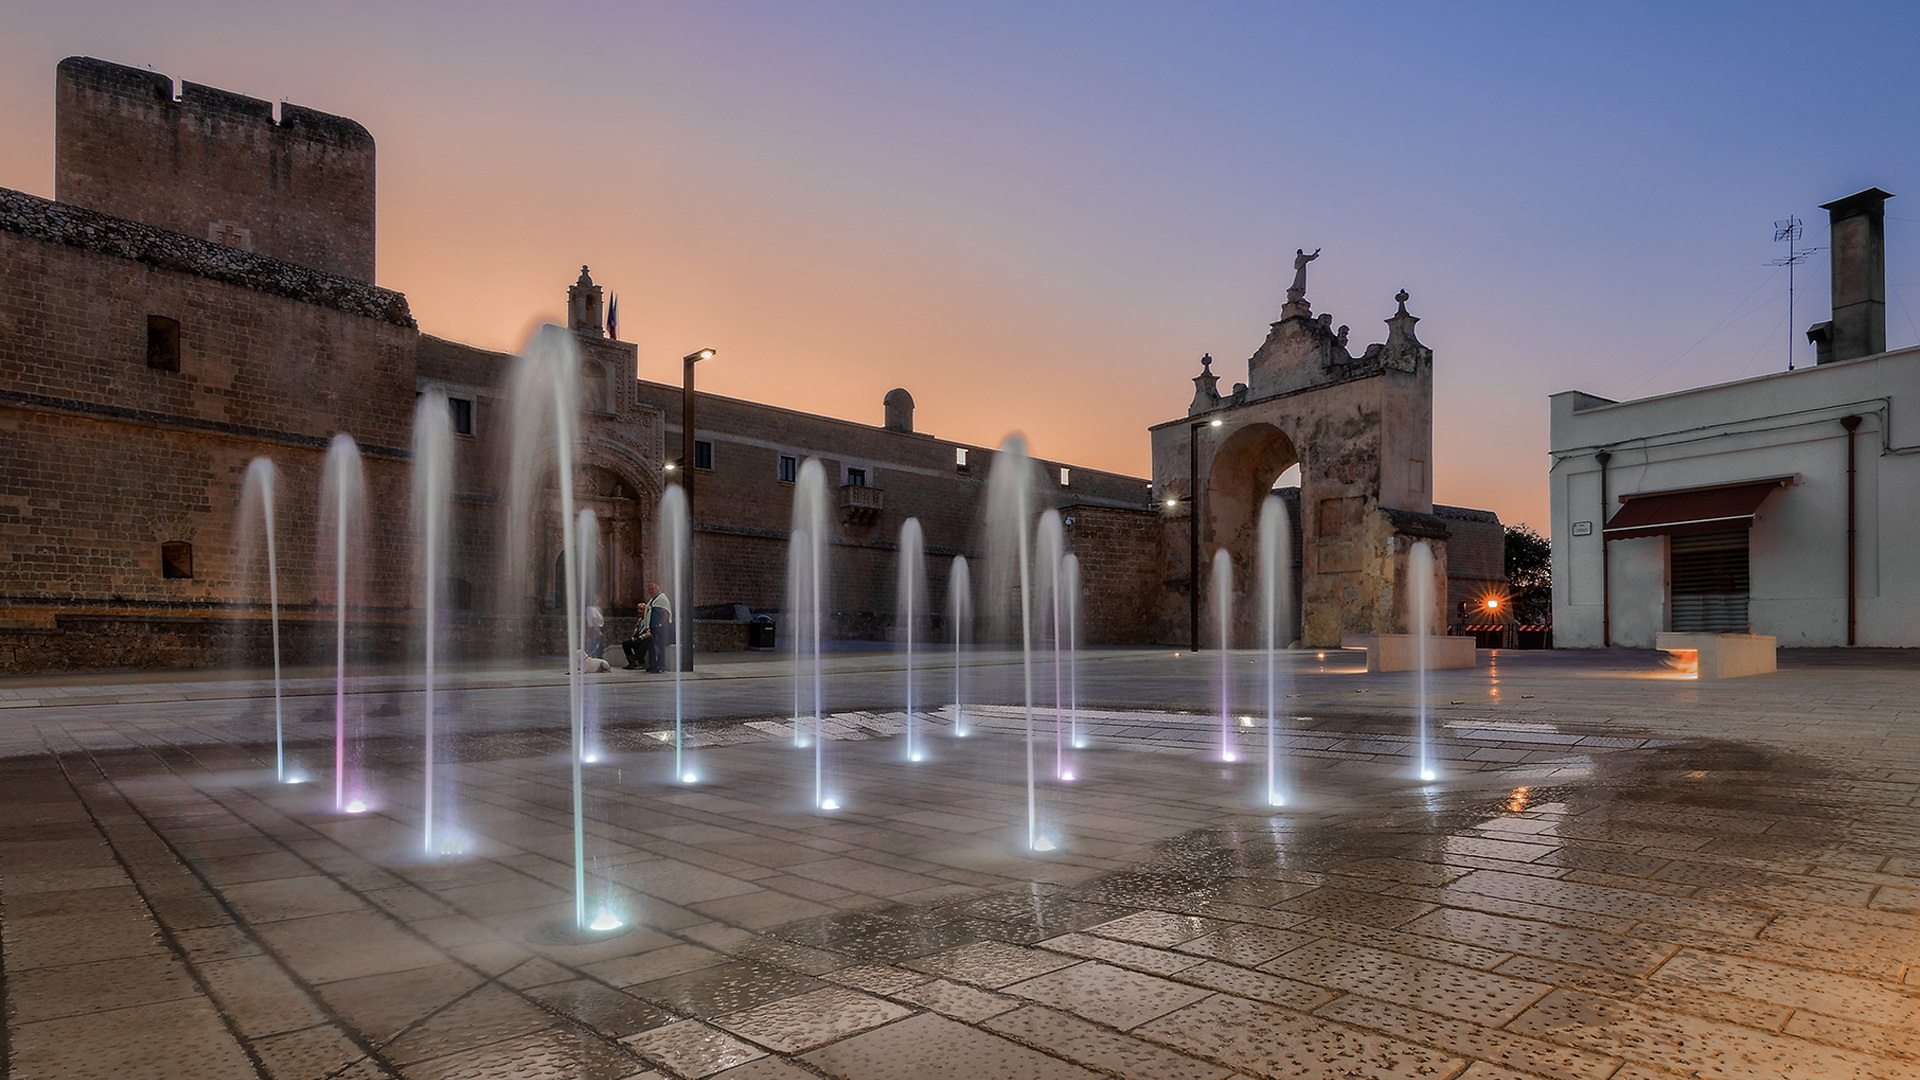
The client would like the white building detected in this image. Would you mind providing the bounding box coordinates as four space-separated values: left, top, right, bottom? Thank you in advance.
1550 188 1920 648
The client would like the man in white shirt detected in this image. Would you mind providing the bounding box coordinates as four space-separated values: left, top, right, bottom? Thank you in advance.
624 582 673 672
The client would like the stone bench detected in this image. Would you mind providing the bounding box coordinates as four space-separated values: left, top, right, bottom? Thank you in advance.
1339 634 1478 673
1654 632 1776 679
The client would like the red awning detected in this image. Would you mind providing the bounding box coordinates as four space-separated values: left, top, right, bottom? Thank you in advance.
1603 478 1790 540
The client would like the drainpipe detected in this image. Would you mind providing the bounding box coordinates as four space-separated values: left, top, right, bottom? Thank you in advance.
1842 415 1861 645
1596 451 1611 648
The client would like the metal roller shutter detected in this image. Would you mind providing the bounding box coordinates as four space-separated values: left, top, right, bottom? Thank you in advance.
1669 531 1749 632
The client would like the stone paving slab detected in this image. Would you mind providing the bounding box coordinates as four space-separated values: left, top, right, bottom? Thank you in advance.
1 649 1918 1076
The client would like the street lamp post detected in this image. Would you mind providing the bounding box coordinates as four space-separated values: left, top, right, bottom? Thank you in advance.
681 348 715 673
1188 416 1223 650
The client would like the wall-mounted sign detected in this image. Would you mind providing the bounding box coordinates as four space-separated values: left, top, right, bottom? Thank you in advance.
1571 521 1593 536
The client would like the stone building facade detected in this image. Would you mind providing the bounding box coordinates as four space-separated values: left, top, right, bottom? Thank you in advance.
0 57 1501 671
0 57 1153 670
1147 260 1504 649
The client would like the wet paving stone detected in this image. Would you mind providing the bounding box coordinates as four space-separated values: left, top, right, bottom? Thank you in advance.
1135 993 1468 1079
10 652 1920 1077
630 959 826 1019
525 978 678 1037
1507 988 1908 1079
984 1005 1236 1080
1263 938 1553 1025
715 985 913 1052
802 1011 1106 1079
906 939 1081 988
623 1018 766 1077
1004 960 1213 1029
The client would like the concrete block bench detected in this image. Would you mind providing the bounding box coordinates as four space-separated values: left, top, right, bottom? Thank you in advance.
1339 634 1478 673
1654 632 1776 679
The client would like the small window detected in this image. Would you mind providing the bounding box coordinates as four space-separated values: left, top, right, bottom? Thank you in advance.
778 455 798 483
449 397 474 436
147 316 180 371
161 541 193 579
847 467 867 487
694 440 713 470
955 447 969 472
1059 467 1071 487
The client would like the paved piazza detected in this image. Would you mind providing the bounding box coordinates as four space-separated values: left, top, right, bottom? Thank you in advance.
2 647 1917 1078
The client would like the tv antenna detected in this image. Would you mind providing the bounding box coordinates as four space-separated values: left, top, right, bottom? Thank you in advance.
1770 216 1821 370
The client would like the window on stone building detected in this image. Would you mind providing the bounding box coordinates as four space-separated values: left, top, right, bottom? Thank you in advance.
846 467 867 487
694 440 713 470
146 316 181 371
1060 467 1071 487
955 447 969 471
449 397 474 436
161 541 193 579
779 455 797 483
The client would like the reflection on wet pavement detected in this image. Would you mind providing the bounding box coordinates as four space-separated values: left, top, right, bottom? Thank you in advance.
3 650 1919 1078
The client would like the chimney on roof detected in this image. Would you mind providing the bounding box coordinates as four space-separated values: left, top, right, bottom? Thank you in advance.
1808 187 1892 364
883 388 914 433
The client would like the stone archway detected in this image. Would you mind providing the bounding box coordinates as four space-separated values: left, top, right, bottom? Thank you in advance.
536 463 649 615
1206 423 1302 648
1150 273 1441 648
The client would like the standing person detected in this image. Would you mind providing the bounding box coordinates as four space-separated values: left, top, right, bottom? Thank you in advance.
625 582 673 672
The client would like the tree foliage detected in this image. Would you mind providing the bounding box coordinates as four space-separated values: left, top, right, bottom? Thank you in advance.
1504 523 1552 623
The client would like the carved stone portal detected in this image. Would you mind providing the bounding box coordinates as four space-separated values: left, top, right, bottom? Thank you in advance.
1150 256 1451 648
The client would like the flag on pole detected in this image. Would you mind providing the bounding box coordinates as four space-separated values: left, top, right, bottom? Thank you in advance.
607 294 619 340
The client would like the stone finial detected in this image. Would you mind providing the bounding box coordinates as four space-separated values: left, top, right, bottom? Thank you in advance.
1189 352 1221 416
1383 288 1425 363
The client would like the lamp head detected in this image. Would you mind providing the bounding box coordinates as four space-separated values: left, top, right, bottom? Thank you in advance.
684 348 716 363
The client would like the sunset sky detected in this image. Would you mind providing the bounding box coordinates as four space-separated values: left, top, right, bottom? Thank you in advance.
4 2 1916 531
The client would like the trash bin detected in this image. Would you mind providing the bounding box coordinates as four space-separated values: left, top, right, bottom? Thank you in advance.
747 615 776 651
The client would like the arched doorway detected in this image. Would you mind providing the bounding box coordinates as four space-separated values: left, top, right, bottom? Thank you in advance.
538 464 647 615
1206 423 1303 647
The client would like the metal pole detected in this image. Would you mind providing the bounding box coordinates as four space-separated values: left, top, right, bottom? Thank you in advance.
1842 415 1861 645
1596 450 1611 648
1189 421 1201 650
681 355 696 672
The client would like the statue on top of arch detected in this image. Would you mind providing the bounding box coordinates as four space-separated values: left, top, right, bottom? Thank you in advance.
1285 247 1320 309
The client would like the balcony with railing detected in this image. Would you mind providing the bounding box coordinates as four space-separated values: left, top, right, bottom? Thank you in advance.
838 483 884 525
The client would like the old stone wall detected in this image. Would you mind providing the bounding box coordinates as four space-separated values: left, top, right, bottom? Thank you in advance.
0 188 418 671
632 380 1153 642
1434 504 1506 625
1062 505 1162 645
54 57 377 282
